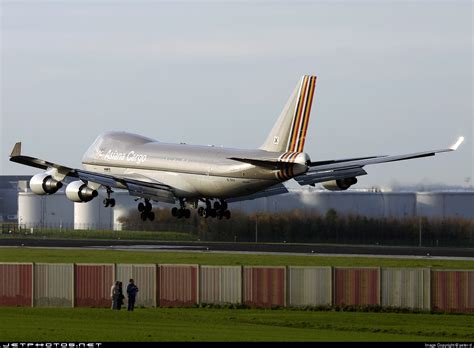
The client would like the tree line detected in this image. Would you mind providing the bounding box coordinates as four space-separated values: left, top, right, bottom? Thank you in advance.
118 208 474 247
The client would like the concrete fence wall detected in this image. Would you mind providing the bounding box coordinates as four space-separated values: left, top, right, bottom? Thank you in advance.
0 263 472 313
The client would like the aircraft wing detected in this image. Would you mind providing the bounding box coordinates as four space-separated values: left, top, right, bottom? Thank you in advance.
9 142 176 203
295 136 465 186
75 170 176 203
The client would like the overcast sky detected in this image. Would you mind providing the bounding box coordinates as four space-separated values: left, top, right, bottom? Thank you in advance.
1 1 472 189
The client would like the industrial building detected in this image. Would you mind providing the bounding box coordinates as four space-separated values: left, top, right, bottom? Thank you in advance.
0 176 473 231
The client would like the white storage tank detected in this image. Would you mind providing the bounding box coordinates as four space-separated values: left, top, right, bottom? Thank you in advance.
443 192 474 219
43 192 74 228
112 207 128 231
18 191 74 228
18 192 43 228
74 195 113 230
299 189 331 215
382 192 417 219
417 191 474 219
416 192 445 218
270 191 302 213
111 190 138 230
299 191 385 218
332 192 385 218
249 190 419 219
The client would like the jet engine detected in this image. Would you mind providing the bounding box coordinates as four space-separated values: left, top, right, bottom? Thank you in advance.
322 177 358 191
65 180 98 202
30 173 63 195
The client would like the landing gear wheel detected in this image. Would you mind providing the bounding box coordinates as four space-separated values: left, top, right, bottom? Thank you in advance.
103 188 115 208
138 199 154 221
184 209 191 219
213 201 221 210
220 201 228 211
145 200 152 212
103 198 116 208
171 207 178 217
224 210 231 219
148 211 155 222
203 209 209 218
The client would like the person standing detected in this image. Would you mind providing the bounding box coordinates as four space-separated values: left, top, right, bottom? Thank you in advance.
126 278 139 311
110 281 119 309
117 281 125 310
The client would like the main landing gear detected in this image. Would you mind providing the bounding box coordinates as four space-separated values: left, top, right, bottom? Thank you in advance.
171 199 191 219
197 200 231 220
138 199 155 221
169 198 231 220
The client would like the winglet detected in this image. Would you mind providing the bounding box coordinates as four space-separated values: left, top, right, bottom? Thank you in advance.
10 142 22 157
450 136 465 151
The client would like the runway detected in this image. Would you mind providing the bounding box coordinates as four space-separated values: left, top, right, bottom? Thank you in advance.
0 238 472 259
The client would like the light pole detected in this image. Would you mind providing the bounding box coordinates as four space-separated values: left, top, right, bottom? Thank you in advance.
419 217 422 247
255 214 258 243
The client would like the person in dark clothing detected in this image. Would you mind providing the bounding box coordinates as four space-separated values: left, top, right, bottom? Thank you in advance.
117 281 125 310
126 278 139 311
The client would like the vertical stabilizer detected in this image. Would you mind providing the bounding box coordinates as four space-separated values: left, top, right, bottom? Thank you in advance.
260 75 317 153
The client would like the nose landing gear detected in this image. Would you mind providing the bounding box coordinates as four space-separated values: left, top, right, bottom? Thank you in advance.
103 188 116 208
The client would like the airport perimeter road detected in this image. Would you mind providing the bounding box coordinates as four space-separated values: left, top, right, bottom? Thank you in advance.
0 238 472 258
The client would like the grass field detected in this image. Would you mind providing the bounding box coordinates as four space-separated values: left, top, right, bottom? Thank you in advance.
0 247 472 342
0 229 197 241
0 307 473 342
0 247 473 268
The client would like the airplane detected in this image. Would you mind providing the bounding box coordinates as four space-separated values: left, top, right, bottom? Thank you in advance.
9 75 464 221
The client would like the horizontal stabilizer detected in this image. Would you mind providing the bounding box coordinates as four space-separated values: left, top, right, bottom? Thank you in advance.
310 156 381 167
228 156 281 169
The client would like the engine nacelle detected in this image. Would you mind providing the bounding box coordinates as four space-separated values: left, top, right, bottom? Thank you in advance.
65 180 98 203
30 173 63 195
322 177 358 191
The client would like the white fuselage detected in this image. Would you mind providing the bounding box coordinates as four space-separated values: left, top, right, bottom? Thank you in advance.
81 132 309 199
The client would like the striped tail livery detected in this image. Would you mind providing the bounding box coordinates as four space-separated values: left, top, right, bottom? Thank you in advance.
260 75 317 157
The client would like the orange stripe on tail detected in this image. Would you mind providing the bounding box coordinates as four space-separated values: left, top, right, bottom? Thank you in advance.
287 76 309 152
296 76 317 152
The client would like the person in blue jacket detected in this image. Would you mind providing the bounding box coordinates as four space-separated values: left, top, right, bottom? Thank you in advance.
126 278 139 311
